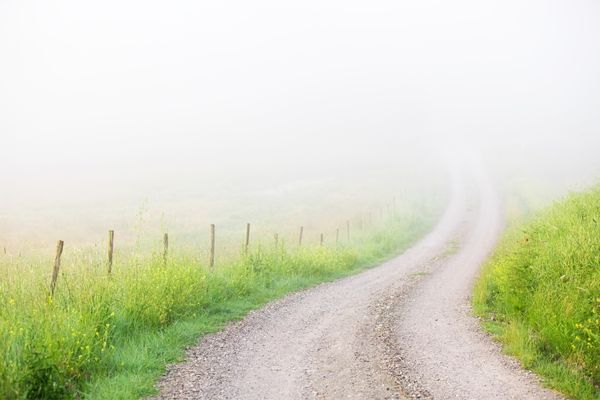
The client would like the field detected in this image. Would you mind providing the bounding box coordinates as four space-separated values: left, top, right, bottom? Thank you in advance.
474 186 600 399
0 164 445 399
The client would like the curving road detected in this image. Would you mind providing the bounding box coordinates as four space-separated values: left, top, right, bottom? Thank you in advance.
152 163 563 400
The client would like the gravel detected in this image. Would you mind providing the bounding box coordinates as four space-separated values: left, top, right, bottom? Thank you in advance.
151 166 564 400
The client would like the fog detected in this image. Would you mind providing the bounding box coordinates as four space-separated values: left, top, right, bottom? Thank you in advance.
1 0 600 249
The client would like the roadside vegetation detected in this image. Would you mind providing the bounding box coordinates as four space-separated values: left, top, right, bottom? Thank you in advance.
474 186 600 399
0 188 443 399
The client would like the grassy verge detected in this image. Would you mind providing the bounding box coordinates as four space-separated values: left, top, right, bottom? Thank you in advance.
473 186 600 399
0 195 442 399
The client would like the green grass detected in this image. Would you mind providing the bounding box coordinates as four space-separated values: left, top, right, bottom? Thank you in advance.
474 186 600 399
0 194 442 399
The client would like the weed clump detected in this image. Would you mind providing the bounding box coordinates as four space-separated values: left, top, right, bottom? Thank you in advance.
474 187 600 399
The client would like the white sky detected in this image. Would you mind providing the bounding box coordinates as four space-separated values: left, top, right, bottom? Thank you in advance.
1 0 599 200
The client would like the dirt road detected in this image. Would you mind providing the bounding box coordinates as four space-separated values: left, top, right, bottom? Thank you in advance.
153 165 563 399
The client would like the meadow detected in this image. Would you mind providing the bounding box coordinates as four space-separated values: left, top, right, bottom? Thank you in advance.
0 164 445 399
474 185 600 399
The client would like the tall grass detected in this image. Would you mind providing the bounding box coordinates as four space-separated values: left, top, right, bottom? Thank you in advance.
474 186 600 399
0 193 442 399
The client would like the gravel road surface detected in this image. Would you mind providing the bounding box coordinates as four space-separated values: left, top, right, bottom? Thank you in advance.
152 164 563 399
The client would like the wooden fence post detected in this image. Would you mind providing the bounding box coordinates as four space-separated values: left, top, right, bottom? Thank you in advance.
245 223 251 254
298 226 304 247
336 228 339 245
209 224 215 269
320 233 324 246
107 230 114 274
346 220 350 241
50 240 64 296
274 233 279 248
163 233 169 266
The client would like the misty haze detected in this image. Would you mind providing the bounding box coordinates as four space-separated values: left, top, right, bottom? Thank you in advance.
1 1 599 399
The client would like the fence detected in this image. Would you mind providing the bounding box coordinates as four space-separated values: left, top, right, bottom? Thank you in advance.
1 200 400 297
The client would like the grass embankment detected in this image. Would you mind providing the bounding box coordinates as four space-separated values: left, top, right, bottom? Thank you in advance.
474 187 600 399
0 196 442 399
